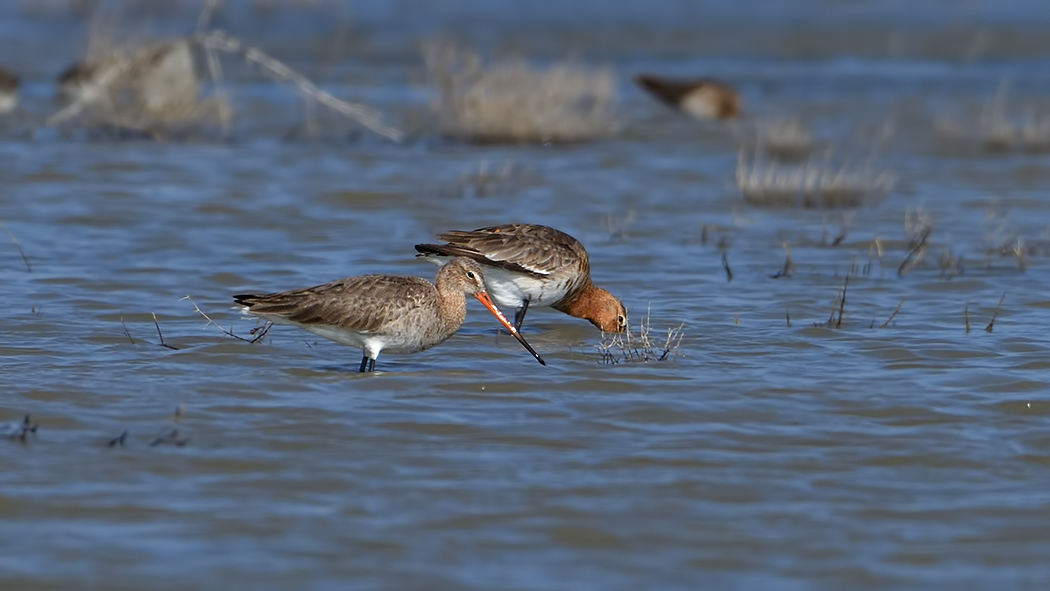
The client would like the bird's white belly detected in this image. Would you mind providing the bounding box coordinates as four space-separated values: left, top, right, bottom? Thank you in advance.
482 267 570 310
0 92 16 114
419 255 571 309
681 91 720 119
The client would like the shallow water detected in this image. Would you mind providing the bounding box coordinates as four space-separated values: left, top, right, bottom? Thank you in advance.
3 1 1050 589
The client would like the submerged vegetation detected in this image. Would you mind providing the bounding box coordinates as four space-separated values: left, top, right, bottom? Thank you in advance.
597 309 684 364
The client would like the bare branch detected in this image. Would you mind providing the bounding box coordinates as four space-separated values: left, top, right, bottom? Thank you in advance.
193 31 403 142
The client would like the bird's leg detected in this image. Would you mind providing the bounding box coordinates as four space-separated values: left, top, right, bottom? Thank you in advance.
358 353 370 373
513 299 530 332
367 357 376 372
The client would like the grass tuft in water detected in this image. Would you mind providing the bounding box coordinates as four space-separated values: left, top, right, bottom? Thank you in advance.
736 152 894 210
597 308 684 364
937 82 1050 154
423 42 619 144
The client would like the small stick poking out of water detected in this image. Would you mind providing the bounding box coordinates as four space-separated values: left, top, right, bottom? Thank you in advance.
721 253 733 282
964 304 971 334
879 296 906 329
152 312 179 350
1 223 31 272
771 242 794 279
108 431 128 448
835 275 848 328
120 315 136 344
898 227 931 277
825 275 850 329
182 295 271 343
985 293 1006 333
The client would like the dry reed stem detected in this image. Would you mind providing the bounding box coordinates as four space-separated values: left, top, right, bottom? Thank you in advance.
0 223 31 272
965 304 971 334
898 227 931 277
107 431 128 448
152 312 178 350
771 241 794 279
120 315 136 344
1012 237 1027 271
194 31 402 141
835 275 848 328
985 293 1005 333
182 295 271 343
879 296 906 329
721 253 733 282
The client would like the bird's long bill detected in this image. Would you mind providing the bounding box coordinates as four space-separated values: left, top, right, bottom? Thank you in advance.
474 292 547 366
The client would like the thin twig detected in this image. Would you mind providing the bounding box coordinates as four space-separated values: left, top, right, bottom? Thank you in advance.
182 295 271 343
721 253 733 282
879 296 906 329
120 315 136 344
898 227 931 276
107 430 128 447
196 0 222 31
985 293 1006 333
965 304 971 334
1013 237 1027 271
152 312 179 350
0 223 32 272
193 31 403 142
771 241 794 278
835 274 849 329
785 309 791 328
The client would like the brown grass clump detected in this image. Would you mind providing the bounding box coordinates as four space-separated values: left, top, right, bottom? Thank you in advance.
49 7 401 141
424 42 618 144
736 151 894 210
50 34 226 139
597 308 684 364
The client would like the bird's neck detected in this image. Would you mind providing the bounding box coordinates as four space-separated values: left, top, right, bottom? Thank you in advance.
553 279 599 319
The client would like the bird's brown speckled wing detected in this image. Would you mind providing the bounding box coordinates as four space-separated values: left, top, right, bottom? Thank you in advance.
416 224 589 278
234 275 435 332
634 74 701 106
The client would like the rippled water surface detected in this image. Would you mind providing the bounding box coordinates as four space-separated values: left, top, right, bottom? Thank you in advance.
3 1 1050 589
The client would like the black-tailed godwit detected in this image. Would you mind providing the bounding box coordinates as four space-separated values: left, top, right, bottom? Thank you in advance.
635 74 740 120
234 257 546 372
415 224 627 333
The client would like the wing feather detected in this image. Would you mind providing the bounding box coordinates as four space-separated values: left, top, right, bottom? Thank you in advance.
416 224 589 278
235 275 436 332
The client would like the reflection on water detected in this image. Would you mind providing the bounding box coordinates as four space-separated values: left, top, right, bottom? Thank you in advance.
3 0 1050 589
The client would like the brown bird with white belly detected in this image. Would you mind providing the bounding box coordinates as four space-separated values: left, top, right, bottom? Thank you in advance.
635 74 741 120
234 257 545 372
415 224 627 333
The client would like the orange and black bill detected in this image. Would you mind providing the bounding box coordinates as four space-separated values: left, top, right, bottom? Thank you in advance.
474 292 547 366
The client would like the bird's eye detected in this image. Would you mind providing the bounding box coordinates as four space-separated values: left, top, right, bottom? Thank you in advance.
466 271 476 280
618 315 626 324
